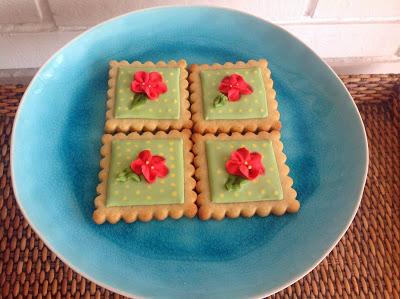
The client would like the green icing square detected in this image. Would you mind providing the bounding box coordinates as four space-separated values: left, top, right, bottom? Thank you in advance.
106 139 184 207
200 68 268 120
205 140 283 203
114 66 180 119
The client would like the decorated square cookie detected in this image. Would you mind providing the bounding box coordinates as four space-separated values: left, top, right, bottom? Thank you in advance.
93 130 197 224
192 131 299 220
189 59 281 133
105 60 192 133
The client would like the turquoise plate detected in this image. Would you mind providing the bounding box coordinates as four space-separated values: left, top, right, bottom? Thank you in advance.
11 6 368 298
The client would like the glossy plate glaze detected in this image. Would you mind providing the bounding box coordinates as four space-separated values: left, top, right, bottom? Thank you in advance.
11 6 368 298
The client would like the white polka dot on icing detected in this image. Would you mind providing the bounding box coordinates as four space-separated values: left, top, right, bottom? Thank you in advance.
167 108 172 112
160 180 165 184
217 169 222 174
247 191 252 196
266 179 271 184
258 90 262 94
248 108 253 112
170 182 176 187
172 191 177 197
136 190 140 195
244 98 249 102
253 70 257 74
157 144 163 148
163 99 168 103
170 156 175 161
234 192 239 197
220 193 224 198
262 143 267 148
146 140 151 144
273 190 279 196
160 189 165 193
173 100 178 103
147 195 152 200
172 89 176 92
238 109 243 112
122 196 127 201
261 189 266 194
170 163 176 169
149 108 153 112
114 191 119 195
171 173 176 178
228 109 233 112
165 80 169 84
158 109 162 113
269 167 274 171
245 70 249 74
117 107 122 111
170 72 174 76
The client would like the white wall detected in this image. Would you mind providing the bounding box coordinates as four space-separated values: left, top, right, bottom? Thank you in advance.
0 0 399 82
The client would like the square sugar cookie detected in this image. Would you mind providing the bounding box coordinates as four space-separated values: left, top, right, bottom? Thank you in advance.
192 131 299 220
93 130 197 224
189 59 281 133
105 60 192 133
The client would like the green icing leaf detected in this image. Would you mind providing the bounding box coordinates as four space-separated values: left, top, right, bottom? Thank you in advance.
130 93 148 109
127 172 141 182
116 167 141 183
213 93 228 108
224 174 248 191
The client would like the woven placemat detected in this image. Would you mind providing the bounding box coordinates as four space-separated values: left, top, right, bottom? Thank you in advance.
1 74 399 298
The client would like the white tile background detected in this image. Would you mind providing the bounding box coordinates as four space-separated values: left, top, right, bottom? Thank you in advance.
0 0 399 82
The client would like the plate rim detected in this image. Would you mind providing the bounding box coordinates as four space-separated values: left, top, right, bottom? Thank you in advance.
10 5 369 298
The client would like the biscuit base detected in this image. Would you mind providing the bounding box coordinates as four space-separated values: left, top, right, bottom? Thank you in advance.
105 60 192 133
189 59 281 134
192 131 299 220
93 130 197 224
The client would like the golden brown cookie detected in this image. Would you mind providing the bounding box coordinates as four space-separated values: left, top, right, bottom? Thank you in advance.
189 59 280 133
105 60 192 133
93 130 197 224
192 131 299 220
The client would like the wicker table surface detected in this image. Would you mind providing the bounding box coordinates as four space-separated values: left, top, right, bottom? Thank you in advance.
0 74 399 298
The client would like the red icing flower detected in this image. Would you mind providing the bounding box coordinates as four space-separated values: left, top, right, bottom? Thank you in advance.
219 74 253 101
225 147 265 180
130 71 167 100
130 150 169 183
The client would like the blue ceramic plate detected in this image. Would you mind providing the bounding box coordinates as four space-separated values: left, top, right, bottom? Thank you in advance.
11 6 368 298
